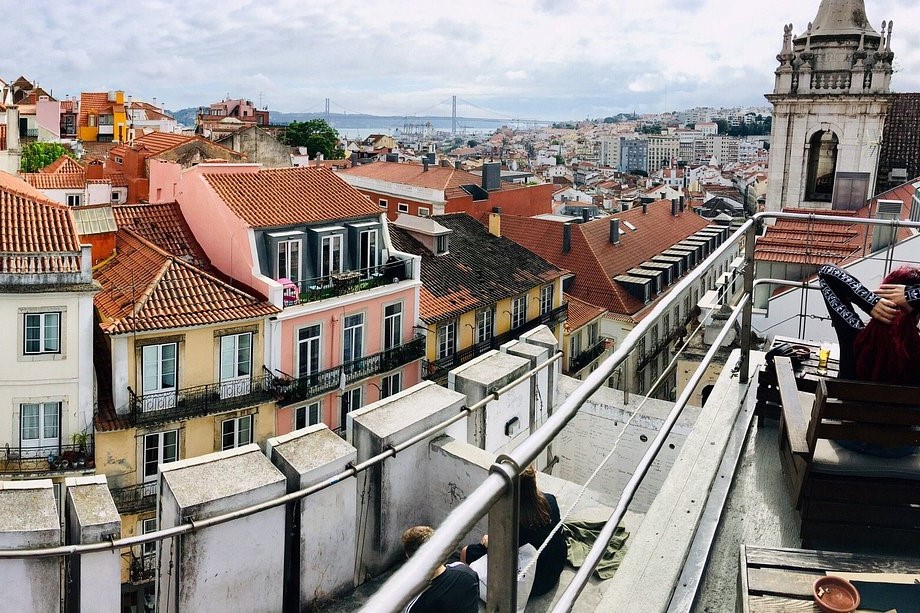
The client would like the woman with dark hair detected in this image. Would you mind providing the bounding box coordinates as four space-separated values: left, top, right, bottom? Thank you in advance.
461 465 567 598
817 264 920 456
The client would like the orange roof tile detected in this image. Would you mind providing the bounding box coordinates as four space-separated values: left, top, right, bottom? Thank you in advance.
21 172 86 190
0 171 83 274
113 202 211 268
340 161 483 192
131 131 197 156
41 155 83 174
563 293 607 333
500 200 713 316
203 166 381 227
78 92 113 127
94 229 278 335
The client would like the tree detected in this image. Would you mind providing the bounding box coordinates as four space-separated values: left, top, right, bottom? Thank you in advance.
555 155 565 166
281 119 344 159
20 142 73 173
467 139 479 148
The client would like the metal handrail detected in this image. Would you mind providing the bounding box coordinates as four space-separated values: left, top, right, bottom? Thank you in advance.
3 212 920 612
282 258 415 307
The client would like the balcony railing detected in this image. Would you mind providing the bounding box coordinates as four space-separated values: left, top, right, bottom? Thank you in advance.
110 482 157 514
568 338 610 374
1 440 94 474
126 373 276 427
280 259 414 308
424 303 568 381
130 553 156 584
274 336 426 406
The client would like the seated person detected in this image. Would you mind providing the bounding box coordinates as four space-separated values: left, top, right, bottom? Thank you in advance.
817 265 920 457
461 465 567 598
402 526 479 613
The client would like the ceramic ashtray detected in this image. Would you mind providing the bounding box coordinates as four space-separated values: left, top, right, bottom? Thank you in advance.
813 576 860 613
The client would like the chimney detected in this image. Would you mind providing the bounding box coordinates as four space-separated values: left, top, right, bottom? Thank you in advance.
6 106 20 151
427 152 436 165
610 218 620 245
350 152 358 167
581 207 590 223
423 158 429 172
671 199 678 216
679 195 685 212
562 223 572 254
642 202 648 214
454 160 461 170
482 162 501 191
489 209 501 237
86 160 104 180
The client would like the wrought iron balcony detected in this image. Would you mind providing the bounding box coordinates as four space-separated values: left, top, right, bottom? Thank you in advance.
424 303 568 381
2 440 94 475
110 481 157 514
274 336 426 406
130 553 156 584
568 338 611 374
125 373 276 427
280 258 415 308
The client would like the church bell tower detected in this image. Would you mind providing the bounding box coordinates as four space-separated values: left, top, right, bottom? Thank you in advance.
765 0 894 212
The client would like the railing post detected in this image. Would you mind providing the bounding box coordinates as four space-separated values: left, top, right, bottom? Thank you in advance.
486 456 519 613
739 221 757 384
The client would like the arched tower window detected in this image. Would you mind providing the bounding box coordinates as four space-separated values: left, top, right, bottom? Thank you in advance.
806 130 838 202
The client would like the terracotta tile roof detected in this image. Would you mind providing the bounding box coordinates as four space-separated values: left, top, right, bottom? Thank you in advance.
105 172 128 187
21 172 86 190
500 200 713 317
113 202 211 269
754 193 917 265
94 229 278 335
0 171 83 274
389 213 566 323
877 93 920 193
563 293 606 333
41 155 83 174
203 166 381 227
78 92 113 127
340 161 483 192
131 131 197 156
81 141 117 159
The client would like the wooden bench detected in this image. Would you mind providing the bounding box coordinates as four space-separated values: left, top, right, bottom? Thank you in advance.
775 356 920 548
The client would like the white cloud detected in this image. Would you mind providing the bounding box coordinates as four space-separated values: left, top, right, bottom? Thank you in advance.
1 0 918 119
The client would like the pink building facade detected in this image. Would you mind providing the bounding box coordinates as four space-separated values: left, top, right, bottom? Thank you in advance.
154 162 424 435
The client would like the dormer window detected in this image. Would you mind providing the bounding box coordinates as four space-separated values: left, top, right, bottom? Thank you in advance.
320 234 343 277
435 235 449 255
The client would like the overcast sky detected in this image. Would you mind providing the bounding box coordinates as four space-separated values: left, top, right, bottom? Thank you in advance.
5 0 920 120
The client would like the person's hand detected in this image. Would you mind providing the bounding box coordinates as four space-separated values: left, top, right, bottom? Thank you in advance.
870 297 900 323
480 534 488 548
877 284 913 312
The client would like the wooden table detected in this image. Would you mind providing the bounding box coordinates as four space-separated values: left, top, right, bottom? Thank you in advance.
755 336 839 423
739 545 920 612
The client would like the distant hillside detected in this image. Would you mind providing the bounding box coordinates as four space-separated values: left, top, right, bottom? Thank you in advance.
168 108 514 133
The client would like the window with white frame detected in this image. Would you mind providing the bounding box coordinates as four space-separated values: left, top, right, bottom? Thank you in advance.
297 325 321 379
219 333 252 398
569 333 580 362
23 312 60 355
379 198 388 209
340 387 362 428
277 239 301 281
397 202 409 213
383 303 402 351
66 194 82 207
588 321 599 346
143 430 178 482
475 309 493 344
359 229 378 275
320 234 343 278
511 295 527 330
141 518 157 558
418 207 430 217
343 313 364 366
221 415 253 450
437 321 456 359
20 402 60 448
381 372 401 399
435 234 449 254
295 401 322 430
540 285 553 315
141 343 177 410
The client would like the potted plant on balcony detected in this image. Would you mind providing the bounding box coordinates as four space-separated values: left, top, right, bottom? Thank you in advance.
72 431 90 468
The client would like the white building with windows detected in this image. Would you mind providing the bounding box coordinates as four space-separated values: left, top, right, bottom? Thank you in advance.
0 171 96 494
